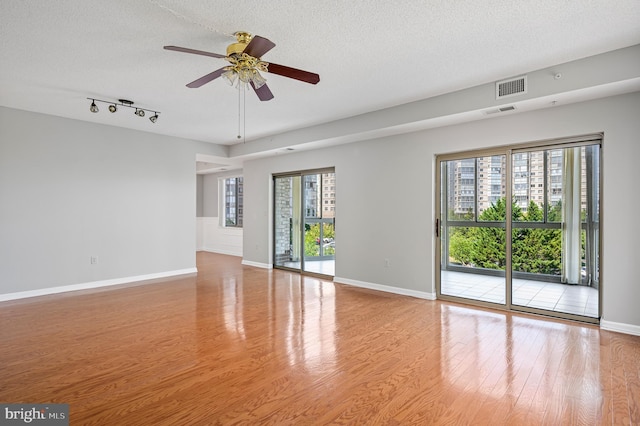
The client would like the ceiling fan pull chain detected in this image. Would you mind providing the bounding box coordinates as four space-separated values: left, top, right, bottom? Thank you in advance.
237 83 242 140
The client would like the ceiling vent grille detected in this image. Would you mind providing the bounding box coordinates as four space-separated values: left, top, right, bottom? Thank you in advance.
484 105 517 115
496 76 527 99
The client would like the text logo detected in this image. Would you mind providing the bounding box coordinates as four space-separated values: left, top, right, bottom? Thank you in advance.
1 404 68 425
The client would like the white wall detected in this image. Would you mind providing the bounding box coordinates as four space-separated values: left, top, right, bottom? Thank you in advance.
242 92 640 331
196 217 243 256
0 107 222 297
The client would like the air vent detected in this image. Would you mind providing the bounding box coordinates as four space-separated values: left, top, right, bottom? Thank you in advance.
496 76 527 99
483 105 517 115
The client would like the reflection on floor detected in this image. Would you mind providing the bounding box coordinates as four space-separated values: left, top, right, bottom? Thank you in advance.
441 270 599 318
281 260 335 276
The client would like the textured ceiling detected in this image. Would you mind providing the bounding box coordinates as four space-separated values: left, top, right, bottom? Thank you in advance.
1 0 640 152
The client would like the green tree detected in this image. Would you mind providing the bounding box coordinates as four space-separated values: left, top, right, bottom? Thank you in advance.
469 197 521 270
304 222 336 256
548 200 562 222
512 201 561 274
304 223 320 256
448 198 563 275
449 226 474 266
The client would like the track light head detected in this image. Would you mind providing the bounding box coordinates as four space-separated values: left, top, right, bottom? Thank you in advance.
108 104 117 113
135 109 145 117
149 113 158 123
89 100 99 113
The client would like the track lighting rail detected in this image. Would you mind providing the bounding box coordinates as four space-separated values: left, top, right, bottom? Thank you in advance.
87 98 160 123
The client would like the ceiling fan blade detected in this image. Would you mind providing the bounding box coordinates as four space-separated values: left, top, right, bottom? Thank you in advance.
186 68 226 88
243 35 276 58
164 45 226 59
251 82 274 101
266 63 320 85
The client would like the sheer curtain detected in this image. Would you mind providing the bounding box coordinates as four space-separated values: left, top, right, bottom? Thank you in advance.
561 147 581 284
584 145 600 288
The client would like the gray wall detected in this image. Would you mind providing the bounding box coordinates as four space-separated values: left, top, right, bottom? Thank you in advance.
0 107 222 294
242 92 640 328
201 173 220 218
196 174 204 217
198 171 244 217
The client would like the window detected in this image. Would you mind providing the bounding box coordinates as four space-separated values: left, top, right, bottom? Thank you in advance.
224 177 243 227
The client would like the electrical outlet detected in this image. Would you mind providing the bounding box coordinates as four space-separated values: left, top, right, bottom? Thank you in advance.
91 256 98 265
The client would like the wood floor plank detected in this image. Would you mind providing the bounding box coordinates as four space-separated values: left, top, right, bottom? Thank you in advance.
1 252 639 425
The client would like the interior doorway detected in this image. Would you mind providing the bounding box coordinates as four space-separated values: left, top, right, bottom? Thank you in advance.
274 169 335 277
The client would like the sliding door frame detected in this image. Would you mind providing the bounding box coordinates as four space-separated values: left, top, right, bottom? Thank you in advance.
435 134 602 323
273 167 336 278
436 146 512 311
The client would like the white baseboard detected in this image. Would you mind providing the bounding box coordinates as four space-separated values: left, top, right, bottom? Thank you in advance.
333 276 436 300
600 319 640 336
200 247 242 257
242 260 272 269
0 268 198 302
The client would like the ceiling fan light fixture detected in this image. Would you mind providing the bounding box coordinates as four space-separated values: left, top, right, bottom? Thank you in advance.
251 71 267 89
222 69 237 86
89 100 99 113
238 68 252 84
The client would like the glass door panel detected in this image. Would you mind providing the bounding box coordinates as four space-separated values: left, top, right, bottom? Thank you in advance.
439 155 507 305
274 170 335 277
510 144 600 319
302 173 335 276
274 176 302 270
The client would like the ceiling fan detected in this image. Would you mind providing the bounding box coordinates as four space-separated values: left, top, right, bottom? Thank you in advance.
164 31 320 101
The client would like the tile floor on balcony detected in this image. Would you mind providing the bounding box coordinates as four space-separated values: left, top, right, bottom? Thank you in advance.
280 260 335 276
441 270 599 318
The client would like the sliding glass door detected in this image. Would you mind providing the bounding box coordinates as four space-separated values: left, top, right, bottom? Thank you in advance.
436 136 601 323
274 175 302 270
274 169 335 277
439 154 507 305
510 143 600 318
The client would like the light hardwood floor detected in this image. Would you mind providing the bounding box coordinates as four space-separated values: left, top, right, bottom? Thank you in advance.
1 252 638 425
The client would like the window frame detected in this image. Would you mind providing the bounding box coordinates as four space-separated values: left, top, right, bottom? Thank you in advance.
219 176 243 228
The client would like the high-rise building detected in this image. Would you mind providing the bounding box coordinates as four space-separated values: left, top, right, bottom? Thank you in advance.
448 149 588 218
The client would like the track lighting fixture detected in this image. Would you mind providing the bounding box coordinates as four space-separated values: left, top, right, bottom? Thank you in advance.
86 98 160 123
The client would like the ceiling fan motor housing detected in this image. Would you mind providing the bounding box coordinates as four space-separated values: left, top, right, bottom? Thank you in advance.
227 31 252 57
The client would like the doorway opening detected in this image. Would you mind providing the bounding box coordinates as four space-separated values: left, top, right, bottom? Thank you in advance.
274 169 335 277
